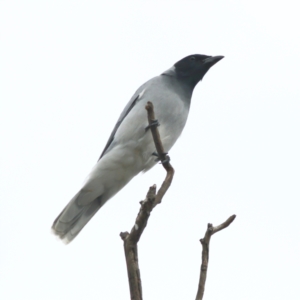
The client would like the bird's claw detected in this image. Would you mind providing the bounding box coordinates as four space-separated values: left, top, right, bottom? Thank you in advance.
145 119 160 131
152 152 169 162
159 155 170 164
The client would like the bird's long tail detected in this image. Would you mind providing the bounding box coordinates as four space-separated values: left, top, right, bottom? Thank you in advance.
51 191 104 243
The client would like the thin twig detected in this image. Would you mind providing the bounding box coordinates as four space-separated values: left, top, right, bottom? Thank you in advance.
120 102 175 300
145 101 175 207
195 215 236 300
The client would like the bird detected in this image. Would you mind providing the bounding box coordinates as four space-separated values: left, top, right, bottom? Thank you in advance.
52 54 224 243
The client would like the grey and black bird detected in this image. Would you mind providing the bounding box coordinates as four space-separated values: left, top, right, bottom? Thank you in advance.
52 54 224 243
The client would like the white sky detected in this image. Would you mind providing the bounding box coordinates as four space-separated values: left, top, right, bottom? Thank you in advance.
1 1 300 299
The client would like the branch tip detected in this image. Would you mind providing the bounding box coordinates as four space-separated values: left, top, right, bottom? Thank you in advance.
120 231 129 241
145 101 154 111
196 215 236 300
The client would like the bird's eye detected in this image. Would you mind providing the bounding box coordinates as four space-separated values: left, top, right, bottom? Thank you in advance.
190 56 196 61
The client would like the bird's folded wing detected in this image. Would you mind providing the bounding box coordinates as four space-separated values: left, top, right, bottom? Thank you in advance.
97 83 148 161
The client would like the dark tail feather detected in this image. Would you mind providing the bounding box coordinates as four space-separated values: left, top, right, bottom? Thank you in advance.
52 192 104 243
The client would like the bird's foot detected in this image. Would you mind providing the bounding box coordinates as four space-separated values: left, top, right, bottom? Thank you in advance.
145 119 160 131
159 155 170 164
152 151 168 157
152 152 170 163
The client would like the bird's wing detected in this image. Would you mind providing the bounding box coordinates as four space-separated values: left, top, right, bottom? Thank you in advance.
98 83 148 160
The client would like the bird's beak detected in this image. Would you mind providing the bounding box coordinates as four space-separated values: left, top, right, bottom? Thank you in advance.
203 55 224 67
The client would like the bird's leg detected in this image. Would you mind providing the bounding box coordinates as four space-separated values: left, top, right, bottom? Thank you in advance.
145 119 160 131
152 152 159 157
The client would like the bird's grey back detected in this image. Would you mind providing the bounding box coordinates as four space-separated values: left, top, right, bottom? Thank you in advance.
98 71 193 160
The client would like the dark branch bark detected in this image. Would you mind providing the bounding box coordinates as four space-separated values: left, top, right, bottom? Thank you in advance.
120 186 157 300
145 101 174 207
195 215 236 300
120 102 175 300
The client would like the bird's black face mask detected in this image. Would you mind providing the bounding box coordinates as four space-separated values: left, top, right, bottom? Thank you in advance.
174 54 224 89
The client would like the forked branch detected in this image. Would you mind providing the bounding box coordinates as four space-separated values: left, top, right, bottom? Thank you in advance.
120 101 175 300
120 101 236 300
195 215 236 300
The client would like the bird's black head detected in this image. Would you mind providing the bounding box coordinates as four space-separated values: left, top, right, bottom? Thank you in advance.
173 54 224 89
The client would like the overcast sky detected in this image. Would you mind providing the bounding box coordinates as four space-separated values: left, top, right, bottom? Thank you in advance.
1 1 300 299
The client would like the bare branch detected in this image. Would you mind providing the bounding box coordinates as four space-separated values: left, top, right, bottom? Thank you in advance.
211 214 236 235
195 215 236 300
120 102 175 300
120 185 157 300
145 101 175 207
